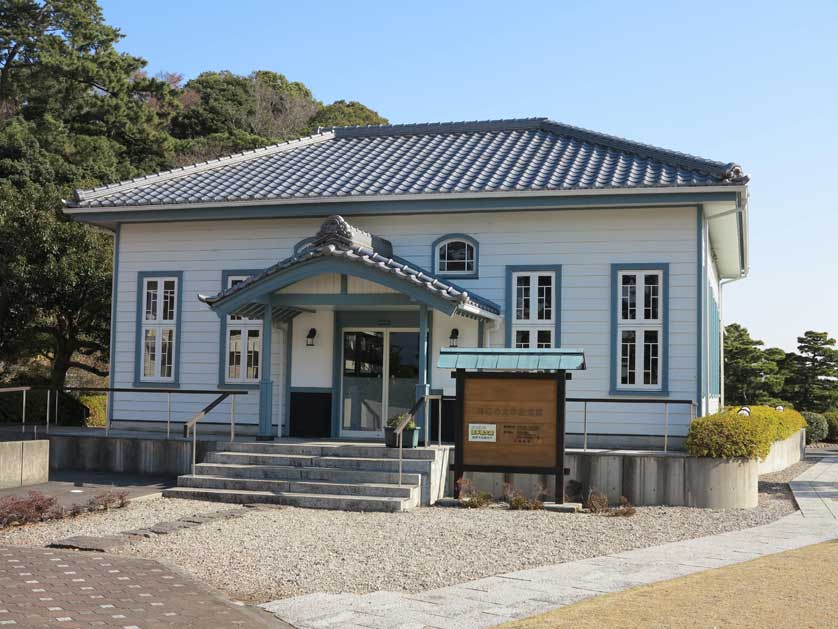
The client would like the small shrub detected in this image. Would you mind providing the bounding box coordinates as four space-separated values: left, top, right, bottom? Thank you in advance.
824 411 838 443
801 412 828 444
584 490 610 513
503 484 544 510
685 406 806 459
386 412 416 431
0 491 58 527
610 496 636 517
456 478 494 508
79 394 107 427
565 479 585 503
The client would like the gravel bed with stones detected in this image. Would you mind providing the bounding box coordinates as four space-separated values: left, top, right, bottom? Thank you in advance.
112 484 797 603
0 497 224 547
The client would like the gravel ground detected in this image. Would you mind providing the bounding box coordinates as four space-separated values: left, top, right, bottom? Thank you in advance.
0 467 804 605
0 497 224 547
112 483 796 603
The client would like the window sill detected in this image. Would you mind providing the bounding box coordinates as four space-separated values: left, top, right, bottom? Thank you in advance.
133 379 179 389
218 382 260 391
608 388 670 397
435 271 479 280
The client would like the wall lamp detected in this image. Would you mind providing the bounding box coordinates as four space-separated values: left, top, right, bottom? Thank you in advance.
306 328 317 347
449 328 459 348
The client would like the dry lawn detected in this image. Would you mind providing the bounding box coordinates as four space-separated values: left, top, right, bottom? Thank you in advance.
500 540 838 629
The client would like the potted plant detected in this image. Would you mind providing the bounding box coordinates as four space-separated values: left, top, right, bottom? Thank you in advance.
384 412 419 448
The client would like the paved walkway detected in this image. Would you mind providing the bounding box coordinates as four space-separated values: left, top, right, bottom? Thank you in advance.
0 471 174 509
0 545 283 628
262 456 838 629
790 451 838 519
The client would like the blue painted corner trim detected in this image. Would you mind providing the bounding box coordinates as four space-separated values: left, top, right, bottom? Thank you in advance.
106 225 121 424
133 270 184 388
504 265 562 348
431 233 479 279
217 269 264 390
609 263 670 396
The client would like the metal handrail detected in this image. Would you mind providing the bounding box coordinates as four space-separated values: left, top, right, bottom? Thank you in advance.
0 385 248 439
570 398 697 453
185 393 232 475
395 396 425 487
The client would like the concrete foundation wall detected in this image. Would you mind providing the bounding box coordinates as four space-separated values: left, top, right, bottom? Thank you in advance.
48 435 221 476
758 429 805 475
448 435 799 509
0 440 49 489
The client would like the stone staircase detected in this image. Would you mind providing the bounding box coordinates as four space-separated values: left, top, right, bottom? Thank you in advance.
163 441 450 512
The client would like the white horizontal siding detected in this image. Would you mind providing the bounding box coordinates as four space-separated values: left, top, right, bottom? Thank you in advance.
111 206 699 435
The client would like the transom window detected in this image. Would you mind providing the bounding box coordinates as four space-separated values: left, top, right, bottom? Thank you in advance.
512 271 555 349
434 236 477 276
616 270 663 389
225 276 262 383
140 276 178 382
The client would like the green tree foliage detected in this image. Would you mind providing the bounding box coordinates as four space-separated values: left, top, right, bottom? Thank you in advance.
780 332 838 413
724 324 838 413
0 185 111 386
309 100 388 130
723 323 786 405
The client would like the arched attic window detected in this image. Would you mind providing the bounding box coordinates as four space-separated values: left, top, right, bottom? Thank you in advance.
432 234 479 279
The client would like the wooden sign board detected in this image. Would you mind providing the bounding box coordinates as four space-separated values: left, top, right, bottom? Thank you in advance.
462 378 557 468
453 371 567 503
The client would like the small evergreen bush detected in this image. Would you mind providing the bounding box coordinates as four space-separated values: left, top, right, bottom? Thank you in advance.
823 411 838 443
685 406 806 459
801 412 828 444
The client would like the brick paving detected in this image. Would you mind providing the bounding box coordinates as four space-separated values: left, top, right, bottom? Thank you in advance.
0 545 283 628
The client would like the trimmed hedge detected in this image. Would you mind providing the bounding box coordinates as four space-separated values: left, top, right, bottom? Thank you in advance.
824 411 838 443
801 412 828 445
685 406 806 459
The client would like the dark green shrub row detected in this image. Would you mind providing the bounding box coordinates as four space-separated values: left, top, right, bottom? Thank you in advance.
685 406 806 459
801 412 828 444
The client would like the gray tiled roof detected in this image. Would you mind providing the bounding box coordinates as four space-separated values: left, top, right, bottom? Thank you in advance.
200 215 501 318
71 118 748 209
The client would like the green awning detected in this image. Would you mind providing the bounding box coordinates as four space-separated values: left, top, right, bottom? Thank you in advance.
437 348 586 371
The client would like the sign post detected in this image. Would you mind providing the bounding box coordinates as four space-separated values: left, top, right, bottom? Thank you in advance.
453 370 568 504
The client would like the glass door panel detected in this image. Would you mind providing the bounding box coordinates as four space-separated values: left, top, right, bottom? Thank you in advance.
342 331 384 433
387 332 420 421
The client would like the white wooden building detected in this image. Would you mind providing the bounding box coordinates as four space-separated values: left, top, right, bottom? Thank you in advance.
64 118 748 449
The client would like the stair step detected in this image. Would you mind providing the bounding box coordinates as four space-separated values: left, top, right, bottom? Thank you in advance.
163 487 412 512
178 475 418 498
193 463 423 486
219 441 440 460
205 451 432 473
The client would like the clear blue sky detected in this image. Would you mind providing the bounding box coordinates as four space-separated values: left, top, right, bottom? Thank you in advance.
101 0 838 352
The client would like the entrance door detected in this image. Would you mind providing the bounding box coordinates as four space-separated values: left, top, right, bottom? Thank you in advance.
341 329 420 438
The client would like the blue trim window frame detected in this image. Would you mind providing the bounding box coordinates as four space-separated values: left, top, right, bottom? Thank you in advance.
610 263 669 396
432 233 479 279
133 271 183 388
504 265 562 348
218 270 263 390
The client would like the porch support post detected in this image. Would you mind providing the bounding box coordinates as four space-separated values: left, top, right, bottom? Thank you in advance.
416 305 430 445
258 304 274 440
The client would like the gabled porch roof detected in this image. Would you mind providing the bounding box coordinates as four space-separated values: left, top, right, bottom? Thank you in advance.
198 215 501 320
